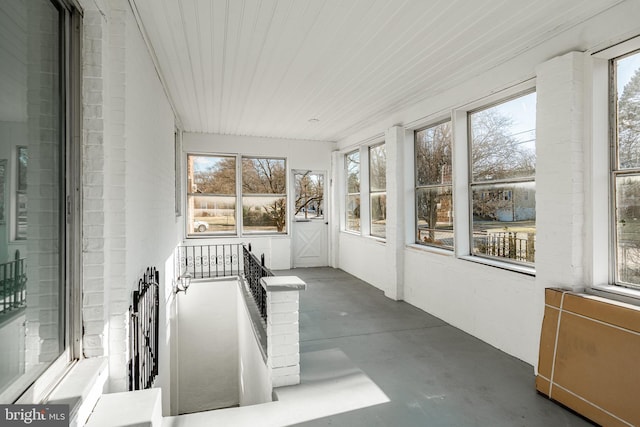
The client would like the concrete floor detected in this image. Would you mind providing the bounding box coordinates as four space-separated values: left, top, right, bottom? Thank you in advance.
277 267 595 427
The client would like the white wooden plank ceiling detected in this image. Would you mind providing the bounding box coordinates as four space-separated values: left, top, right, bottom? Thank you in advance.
132 0 624 142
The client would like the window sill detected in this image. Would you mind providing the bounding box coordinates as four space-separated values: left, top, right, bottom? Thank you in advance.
46 357 108 426
589 284 640 307
406 243 454 257
186 233 290 239
459 255 536 276
368 235 386 244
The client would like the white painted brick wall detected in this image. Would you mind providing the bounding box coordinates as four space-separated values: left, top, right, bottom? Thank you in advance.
79 0 178 397
104 0 129 392
82 5 108 359
535 52 586 290
266 289 302 387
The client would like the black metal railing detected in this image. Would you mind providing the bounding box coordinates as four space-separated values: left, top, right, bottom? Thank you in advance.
177 243 242 279
174 242 273 322
0 250 27 316
243 244 273 321
129 267 159 391
477 231 535 263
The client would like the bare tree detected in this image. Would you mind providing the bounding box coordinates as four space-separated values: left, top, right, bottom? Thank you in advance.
242 158 287 232
189 156 236 194
415 122 452 242
294 172 323 218
471 109 535 182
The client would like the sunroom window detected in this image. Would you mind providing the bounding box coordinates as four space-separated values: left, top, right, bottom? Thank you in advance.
612 49 640 288
415 121 454 249
469 91 537 265
369 143 386 239
186 155 287 236
345 150 360 233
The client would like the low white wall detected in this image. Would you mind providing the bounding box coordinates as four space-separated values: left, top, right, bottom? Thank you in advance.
404 248 537 363
176 280 239 414
338 233 392 296
237 286 271 406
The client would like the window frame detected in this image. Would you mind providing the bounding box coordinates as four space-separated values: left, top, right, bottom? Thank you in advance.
0 0 83 403
609 48 640 290
466 88 537 270
241 156 288 235
414 119 454 250
344 149 361 234
186 153 238 237
368 142 386 239
185 153 289 238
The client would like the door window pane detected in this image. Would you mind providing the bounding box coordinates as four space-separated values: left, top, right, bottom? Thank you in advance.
294 172 324 220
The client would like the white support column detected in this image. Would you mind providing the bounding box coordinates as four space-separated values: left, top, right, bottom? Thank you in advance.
384 126 405 301
535 51 586 291
262 276 306 388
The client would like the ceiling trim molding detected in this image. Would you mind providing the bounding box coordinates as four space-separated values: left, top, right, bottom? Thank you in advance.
128 0 184 129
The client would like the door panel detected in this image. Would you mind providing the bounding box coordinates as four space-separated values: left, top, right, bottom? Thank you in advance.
292 171 327 267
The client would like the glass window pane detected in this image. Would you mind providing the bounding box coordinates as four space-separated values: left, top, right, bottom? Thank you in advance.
294 172 324 220
0 0 65 398
369 144 386 191
188 195 236 234
346 151 360 193
615 175 640 287
470 92 536 182
243 196 286 233
370 193 386 238
616 51 640 170
242 158 285 194
416 122 452 186
471 182 536 263
15 147 28 240
187 155 236 195
416 186 454 248
346 195 360 232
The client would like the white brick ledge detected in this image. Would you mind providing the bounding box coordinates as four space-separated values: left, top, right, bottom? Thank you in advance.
262 276 306 388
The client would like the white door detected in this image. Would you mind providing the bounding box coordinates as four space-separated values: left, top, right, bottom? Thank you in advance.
292 170 328 267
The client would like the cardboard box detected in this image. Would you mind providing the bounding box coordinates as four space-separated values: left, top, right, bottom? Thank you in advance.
536 288 640 427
